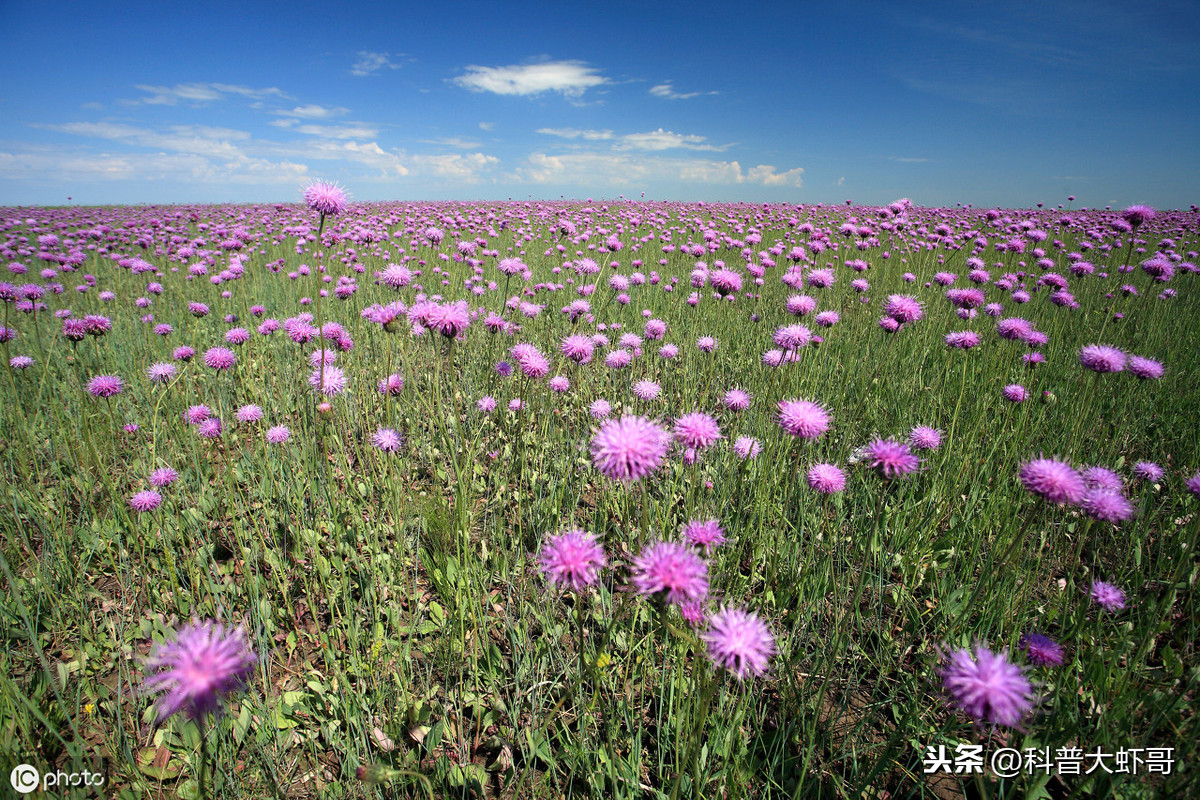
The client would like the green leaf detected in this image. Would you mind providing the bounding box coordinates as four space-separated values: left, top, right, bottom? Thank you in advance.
137 745 184 780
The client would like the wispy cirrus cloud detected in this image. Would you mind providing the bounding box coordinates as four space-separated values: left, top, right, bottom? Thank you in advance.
351 51 403 77
452 60 609 98
269 119 380 139
274 104 349 119
649 81 716 100
537 127 731 152
126 82 288 106
30 118 499 185
511 151 802 187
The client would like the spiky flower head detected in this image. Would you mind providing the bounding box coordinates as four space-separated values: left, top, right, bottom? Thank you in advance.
304 180 349 217
142 620 256 721
704 608 776 681
940 644 1034 727
539 529 607 592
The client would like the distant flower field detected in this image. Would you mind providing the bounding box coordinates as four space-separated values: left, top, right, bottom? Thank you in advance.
1 195 1197 798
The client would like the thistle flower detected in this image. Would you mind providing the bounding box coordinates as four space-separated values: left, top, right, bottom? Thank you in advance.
681 519 727 553
806 463 846 494
1019 633 1065 667
674 412 722 450
304 180 349 217
704 608 775 681
630 541 708 605
1019 458 1086 505
940 645 1034 727
372 427 403 453
539 529 606 592
142 620 257 721
1079 344 1126 374
863 439 921 478
777 399 831 439
265 425 290 444
87 374 124 398
129 490 162 512
1090 581 1127 612
909 426 942 451
590 416 669 483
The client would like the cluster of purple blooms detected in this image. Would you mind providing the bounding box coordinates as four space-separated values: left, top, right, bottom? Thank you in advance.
538 524 774 681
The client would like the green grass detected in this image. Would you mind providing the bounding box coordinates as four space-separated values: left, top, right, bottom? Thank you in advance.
1 201 1197 799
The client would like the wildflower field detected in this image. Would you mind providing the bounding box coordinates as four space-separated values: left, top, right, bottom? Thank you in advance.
1 193 1198 799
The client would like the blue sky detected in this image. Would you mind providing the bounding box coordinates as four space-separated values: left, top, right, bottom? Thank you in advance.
1 0 1197 208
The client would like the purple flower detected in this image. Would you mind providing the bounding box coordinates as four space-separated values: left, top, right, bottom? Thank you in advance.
265 425 290 444
1019 458 1086 505
372 427 403 453
146 362 177 383
863 439 921 479
696 336 718 353
945 331 980 349
681 519 727 553
86 374 124 398
1002 384 1028 403
477 396 497 414
1132 461 1163 483
142 620 257 721
197 418 223 439
630 541 708 605
235 404 263 424
777 399 831 439
940 645 1034 727
1019 633 1065 667
1079 344 1126 374
722 388 752 411
1121 204 1155 228
909 426 942 451
704 608 776 681
1090 581 1127 612
149 467 179 487
1079 490 1134 524
1127 356 1164 380
304 180 349 217
129 490 162 512
1186 472 1200 498
1082 466 1124 492
203 347 237 371
378 373 404 396
539 529 607 592
309 366 348 397
884 294 923 324
588 398 611 419
733 436 761 460
674 412 722 450
590 415 670 483
806 463 846 494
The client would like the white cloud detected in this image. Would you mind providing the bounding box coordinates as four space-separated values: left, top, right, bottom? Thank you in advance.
478 121 495 131
352 51 402 77
418 137 484 149
649 82 716 100
452 60 608 98
537 127 615 141
410 152 500 182
511 152 802 187
277 104 349 119
537 127 730 152
34 118 503 185
129 82 287 106
888 156 931 163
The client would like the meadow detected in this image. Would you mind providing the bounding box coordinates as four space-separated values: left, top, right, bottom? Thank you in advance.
1 192 1197 799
